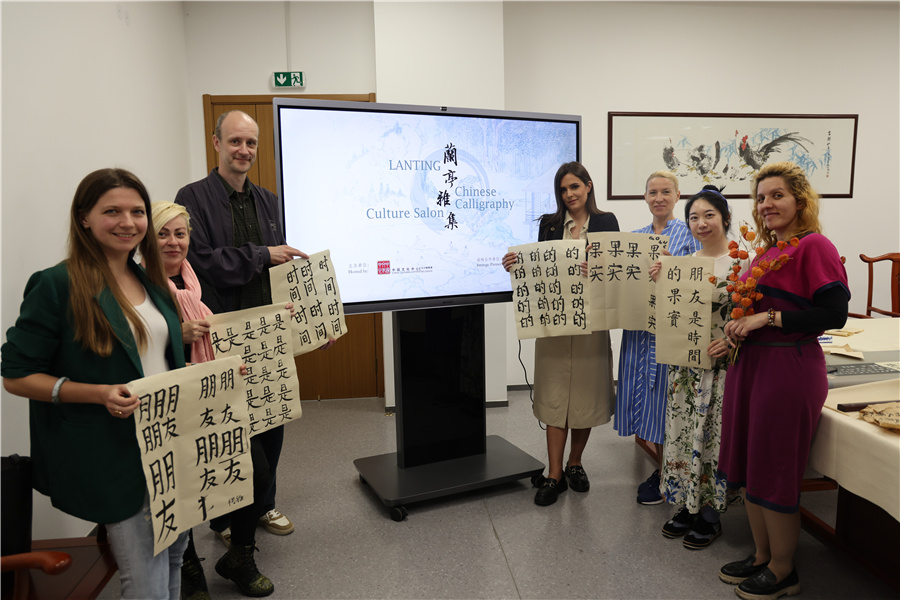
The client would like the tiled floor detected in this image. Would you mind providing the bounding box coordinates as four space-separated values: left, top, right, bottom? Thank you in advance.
101 391 896 599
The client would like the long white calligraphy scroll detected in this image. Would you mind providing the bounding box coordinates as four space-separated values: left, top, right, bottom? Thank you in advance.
655 255 715 369
207 305 302 436
270 250 347 356
587 232 670 332
128 356 252 556
509 240 589 340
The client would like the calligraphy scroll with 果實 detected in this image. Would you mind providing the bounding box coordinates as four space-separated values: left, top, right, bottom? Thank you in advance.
128 356 251 556
270 250 347 356
508 240 589 340
586 232 669 332
207 305 302 436
654 255 715 370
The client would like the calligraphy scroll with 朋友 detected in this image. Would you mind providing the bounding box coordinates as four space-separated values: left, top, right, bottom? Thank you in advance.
654 255 715 369
270 250 347 356
128 356 252 556
508 240 590 340
586 232 670 332
207 305 302 436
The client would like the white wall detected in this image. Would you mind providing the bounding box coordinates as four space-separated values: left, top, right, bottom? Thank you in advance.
1 1 192 538
181 1 376 179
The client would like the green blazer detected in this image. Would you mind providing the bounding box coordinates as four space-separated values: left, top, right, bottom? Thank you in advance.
1 261 186 524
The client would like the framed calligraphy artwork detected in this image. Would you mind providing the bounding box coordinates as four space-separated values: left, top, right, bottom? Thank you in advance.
607 112 858 199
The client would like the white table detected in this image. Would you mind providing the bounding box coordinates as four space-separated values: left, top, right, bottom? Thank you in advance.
808 317 900 521
803 317 899 591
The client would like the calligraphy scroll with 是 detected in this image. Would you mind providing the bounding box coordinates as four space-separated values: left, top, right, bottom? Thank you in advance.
128 356 251 556
654 255 715 369
207 305 302 436
587 232 670 332
508 240 590 340
270 250 347 356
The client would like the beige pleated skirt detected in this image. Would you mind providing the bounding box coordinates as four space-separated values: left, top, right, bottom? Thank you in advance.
533 330 616 429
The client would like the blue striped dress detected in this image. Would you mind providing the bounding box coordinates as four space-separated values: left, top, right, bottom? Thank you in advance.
614 219 701 443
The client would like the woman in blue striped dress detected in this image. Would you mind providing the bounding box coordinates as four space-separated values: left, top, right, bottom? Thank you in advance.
614 171 701 505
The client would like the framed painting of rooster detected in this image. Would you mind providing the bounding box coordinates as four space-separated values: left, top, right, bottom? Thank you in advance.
606 112 858 199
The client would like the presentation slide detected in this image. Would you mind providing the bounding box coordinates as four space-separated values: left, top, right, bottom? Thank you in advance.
277 103 578 311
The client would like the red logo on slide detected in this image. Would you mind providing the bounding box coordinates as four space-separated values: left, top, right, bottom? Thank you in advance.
378 260 391 274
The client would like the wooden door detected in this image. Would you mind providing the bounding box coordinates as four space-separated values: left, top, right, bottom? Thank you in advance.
202 93 384 400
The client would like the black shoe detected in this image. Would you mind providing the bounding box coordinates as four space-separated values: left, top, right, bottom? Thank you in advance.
661 507 695 539
564 464 589 493
181 543 210 600
736 568 801 600
215 543 275 597
719 555 771 585
636 470 663 504
682 517 721 549
638 468 660 492
534 476 568 506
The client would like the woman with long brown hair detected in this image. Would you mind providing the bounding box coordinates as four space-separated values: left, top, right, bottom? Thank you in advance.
2 169 188 599
502 161 619 506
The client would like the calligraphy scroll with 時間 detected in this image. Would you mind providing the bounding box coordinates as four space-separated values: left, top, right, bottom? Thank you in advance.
207 305 302 436
654 255 715 370
508 240 590 340
270 250 347 356
128 356 252 556
586 232 669 332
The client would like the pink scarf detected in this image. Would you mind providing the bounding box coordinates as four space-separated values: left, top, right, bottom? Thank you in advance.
168 260 215 364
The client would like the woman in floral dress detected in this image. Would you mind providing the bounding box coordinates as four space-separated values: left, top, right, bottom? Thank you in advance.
651 185 744 549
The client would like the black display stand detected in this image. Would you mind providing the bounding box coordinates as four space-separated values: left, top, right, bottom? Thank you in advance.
354 305 544 521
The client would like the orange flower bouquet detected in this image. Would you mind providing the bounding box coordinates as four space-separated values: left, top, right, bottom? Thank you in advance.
709 223 798 364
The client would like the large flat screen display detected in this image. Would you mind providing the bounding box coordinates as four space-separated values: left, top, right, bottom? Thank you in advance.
274 98 580 314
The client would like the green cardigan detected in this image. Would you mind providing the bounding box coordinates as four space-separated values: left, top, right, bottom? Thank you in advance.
1 261 186 524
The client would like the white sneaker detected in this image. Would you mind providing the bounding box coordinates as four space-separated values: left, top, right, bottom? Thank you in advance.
213 527 231 549
258 509 294 535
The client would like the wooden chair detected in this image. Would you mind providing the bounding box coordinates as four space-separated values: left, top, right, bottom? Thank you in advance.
849 253 900 318
0 527 116 600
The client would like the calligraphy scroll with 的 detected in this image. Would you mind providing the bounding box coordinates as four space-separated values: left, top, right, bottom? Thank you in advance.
270 250 347 356
654 255 715 370
207 305 302 436
508 240 590 340
128 356 252 556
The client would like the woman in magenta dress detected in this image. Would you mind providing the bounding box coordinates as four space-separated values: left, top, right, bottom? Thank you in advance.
717 162 849 600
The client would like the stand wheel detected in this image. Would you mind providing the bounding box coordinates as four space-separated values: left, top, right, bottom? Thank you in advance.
359 474 367 485
389 506 408 522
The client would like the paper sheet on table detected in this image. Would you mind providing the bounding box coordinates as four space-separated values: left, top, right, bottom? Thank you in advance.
822 343 865 359
825 326 865 336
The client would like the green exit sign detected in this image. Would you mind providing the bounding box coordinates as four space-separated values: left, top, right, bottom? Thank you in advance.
274 71 304 88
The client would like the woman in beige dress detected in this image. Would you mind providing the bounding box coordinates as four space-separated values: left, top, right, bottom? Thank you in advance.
502 162 619 506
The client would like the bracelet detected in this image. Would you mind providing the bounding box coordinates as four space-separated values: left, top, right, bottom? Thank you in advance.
767 309 776 327
51 376 69 406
